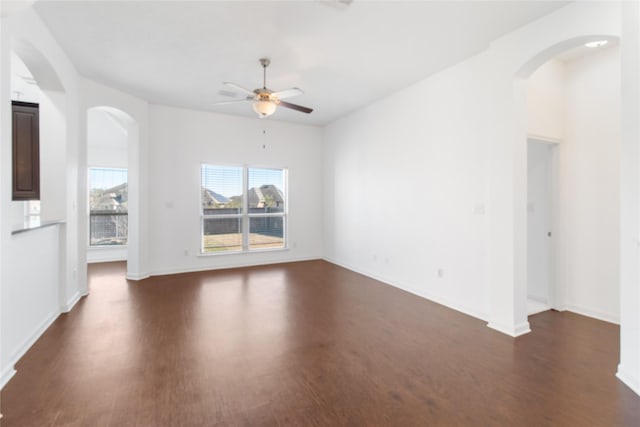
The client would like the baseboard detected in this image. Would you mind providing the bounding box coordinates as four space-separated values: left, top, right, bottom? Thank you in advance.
487 320 531 337
528 134 562 145
322 257 489 323
1 309 59 391
147 256 322 278
87 256 127 264
617 364 640 396
0 366 16 390
63 291 82 313
565 304 619 325
87 247 127 264
527 294 548 304
126 271 150 281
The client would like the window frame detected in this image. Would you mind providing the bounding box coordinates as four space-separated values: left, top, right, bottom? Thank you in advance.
88 166 129 248
200 163 288 255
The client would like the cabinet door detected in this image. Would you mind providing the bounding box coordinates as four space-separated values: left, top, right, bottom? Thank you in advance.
12 101 40 201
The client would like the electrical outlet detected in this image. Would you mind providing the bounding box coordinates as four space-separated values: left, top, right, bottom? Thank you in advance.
184 249 189 256
437 268 444 278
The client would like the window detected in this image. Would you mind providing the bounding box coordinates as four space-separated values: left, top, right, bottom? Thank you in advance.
201 165 286 253
23 200 41 228
89 167 128 246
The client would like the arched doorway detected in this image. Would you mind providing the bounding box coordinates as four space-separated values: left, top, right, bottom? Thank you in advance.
514 35 621 324
508 30 640 394
85 106 140 285
523 38 621 322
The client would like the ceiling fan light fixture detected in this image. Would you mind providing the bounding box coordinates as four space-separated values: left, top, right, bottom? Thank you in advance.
253 100 277 118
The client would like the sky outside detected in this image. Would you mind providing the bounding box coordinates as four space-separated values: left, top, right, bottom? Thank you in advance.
89 166 283 196
202 165 284 198
89 167 127 190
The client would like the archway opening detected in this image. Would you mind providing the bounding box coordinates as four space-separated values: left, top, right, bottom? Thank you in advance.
517 35 621 327
85 106 139 280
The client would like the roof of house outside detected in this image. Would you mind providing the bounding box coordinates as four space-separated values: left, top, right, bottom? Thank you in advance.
249 185 284 208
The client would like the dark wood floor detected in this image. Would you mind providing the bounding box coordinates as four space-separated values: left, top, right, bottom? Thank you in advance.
1 260 639 426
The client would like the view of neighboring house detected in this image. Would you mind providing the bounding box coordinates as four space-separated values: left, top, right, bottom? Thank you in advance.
201 184 285 245
90 182 128 212
248 184 283 209
202 184 284 211
89 182 128 246
202 188 229 208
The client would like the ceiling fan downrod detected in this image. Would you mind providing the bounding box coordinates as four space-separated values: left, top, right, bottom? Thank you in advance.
260 58 270 89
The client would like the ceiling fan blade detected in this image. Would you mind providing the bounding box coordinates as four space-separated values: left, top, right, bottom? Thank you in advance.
277 100 313 114
272 88 303 99
223 82 256 96
214 98 253 105
218 89 240 98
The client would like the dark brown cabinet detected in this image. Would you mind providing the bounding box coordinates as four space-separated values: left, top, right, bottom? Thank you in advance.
12 101 40 201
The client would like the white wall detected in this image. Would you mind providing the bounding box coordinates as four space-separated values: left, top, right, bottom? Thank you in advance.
618 0 640 397
526 59 565 141
87 146 127 168
10 52 39 103
87 108 127 167
324 52 491 320
147 105 324 275
324 2 623 337
1 226 62 386
39 89 67 222
1 7 82 388
558 46 621 323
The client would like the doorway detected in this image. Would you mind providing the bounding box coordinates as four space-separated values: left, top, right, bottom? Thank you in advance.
522 40 621 326
84 105 141 281
527 138 557 315
86 108 129 263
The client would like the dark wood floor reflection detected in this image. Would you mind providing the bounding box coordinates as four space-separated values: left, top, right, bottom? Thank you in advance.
1 260 639 426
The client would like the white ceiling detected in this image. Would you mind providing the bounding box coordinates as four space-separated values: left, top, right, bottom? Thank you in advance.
33 0 570 126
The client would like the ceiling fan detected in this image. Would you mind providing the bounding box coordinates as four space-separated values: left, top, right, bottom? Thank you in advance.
215 58 313 118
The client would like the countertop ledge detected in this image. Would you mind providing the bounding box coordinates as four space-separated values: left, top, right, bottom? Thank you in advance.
12 219 66 235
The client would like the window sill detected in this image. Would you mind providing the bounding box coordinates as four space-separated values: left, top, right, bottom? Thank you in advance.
89 245 128 250
197 247 289 257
